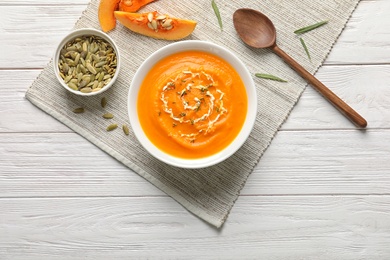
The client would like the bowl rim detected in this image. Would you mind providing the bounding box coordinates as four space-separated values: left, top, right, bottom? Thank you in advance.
53 28 121 96
128 40 257 169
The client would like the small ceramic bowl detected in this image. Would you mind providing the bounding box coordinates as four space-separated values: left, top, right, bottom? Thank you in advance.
53 28 121 96
128 40 257 168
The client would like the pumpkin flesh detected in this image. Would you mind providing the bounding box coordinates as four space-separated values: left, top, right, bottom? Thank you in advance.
114 11 197 40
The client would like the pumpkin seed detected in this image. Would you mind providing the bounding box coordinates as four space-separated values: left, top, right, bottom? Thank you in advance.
66 46 77 52
162 19 172 28
101 97 107 108
103 74 112 80
79 79 89 89
92 80 99 89
103 113 114 119
80 87 92 93
68 82 78 90
122 125 130 136
80 51 87 59
151 20 158 30
64 75 72 83
106 124 118 131
74 53 80 65
95 61 107 68
86 62 97 74
73 107 84 113
79 64 87 74
62 63 69 74
82 42 88 52
148 12 154 22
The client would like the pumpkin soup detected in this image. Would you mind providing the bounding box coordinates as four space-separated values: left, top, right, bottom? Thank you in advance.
137 50 247 159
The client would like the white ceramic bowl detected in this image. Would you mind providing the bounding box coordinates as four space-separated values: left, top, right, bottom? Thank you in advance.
53 28 121 96
128 40 257 168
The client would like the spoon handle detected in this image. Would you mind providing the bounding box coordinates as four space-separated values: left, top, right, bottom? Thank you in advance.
272 45 367 128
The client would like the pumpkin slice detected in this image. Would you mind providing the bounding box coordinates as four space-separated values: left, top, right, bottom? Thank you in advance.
119 0 157 12
114 11 197 40
98 0 121 32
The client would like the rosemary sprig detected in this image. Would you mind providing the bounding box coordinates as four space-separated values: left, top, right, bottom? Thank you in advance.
212 0 223 31
294 21 328 35
299 38 311 61
255 73 287 82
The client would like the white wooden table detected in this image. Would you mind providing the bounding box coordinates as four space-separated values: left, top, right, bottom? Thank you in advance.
1 0 390 259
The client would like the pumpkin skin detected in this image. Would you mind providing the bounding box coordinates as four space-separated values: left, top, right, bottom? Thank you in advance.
118 0 157 12
98 0 121 32
114 11 197 40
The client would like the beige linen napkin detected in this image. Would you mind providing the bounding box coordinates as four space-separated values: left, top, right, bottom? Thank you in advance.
26 0 360 227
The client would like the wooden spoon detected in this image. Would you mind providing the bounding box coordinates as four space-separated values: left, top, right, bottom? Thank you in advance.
233 8 367 128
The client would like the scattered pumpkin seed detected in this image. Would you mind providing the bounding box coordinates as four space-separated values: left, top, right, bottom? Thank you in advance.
122 125 130 136
73 107 85 113
106 123 118 131
103 113 114 119
101 97 107 108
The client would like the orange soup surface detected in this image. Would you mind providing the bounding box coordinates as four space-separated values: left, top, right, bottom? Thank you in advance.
138 50 248 159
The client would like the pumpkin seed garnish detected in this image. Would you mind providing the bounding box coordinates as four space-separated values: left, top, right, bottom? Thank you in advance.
73 107 85 113
106 124 118 131
122 125 130 135
103 113 114 119
255 73 287 82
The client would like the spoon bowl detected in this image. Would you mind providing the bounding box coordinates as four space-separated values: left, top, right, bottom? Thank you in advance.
233 8 276 48
233 8 367 128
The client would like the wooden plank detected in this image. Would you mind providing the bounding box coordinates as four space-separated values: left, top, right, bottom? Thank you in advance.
0 70 70 133
1 195 390 259
0 5 86 68
326 0 390 65
0 0 389 69
282 64 390 130
1 130 389 197
0 133 164 197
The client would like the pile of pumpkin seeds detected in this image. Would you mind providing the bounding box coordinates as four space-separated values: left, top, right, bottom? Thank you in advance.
58 35 117 93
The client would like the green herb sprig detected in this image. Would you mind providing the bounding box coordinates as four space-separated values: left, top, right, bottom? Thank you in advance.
294 21 328 35
212 0 223 31
255 73 287 82
299 38 311 61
